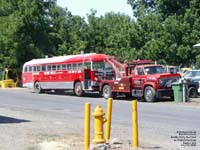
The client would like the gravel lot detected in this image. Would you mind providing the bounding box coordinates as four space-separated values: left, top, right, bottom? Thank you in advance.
0 90 199 150
0 106 150 150
0 106 85 150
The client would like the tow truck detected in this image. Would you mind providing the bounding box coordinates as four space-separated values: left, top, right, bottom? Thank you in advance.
99 59 180 102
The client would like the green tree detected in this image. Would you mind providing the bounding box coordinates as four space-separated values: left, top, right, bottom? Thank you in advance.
85 10 137 62
49 6 88 55
128 0 200 66
0 0 57 68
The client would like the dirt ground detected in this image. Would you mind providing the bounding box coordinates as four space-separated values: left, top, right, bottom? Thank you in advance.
0 97 199 150
0 106 140 150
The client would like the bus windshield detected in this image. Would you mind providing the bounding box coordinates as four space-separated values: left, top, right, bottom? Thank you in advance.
92 62 113 71
92 61 115 80
144 66 165 74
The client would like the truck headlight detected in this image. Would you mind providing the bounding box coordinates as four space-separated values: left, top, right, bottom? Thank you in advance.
159 79 165 86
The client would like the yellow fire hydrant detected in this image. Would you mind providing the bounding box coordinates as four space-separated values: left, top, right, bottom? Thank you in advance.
93 105 106 143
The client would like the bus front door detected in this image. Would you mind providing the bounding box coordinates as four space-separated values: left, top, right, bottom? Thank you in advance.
84 69 91 89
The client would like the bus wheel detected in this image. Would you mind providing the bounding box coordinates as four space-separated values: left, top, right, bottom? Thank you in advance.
74 82 83 96
103 85 112 99
34 82 43 93
144 86 156 102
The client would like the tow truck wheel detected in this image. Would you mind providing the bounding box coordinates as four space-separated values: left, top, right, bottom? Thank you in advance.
188 87 197 98
144 86 156 102
103 85 112 99
34 82 43 93
74 82 83 96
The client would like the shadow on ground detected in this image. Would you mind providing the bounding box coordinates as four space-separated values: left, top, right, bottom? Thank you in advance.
44 90 102 98
140 146 162 149
41 91 175 102
0 116 31 124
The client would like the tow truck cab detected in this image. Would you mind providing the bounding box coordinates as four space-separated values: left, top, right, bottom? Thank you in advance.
99 59 180 102
130 62 180 102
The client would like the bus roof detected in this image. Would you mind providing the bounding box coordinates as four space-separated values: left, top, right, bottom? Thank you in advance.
23 53 109 66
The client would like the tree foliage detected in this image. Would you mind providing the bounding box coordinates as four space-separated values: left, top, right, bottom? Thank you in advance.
128 0 200 66
0 0 200 70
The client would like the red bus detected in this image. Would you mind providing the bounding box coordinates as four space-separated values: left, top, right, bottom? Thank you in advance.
22 53 123 96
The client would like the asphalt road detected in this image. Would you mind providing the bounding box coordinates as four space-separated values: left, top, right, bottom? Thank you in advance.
0 88 199 150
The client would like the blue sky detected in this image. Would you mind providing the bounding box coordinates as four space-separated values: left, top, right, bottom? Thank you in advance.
56 0 133 18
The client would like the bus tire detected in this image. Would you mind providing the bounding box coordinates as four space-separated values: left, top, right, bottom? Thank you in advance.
74 82 83 96
103 84 112 99
144 86 156 102
34 82 43 94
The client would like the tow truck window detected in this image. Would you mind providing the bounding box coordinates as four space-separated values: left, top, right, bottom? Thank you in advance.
144 66 165 74
136 68 144 75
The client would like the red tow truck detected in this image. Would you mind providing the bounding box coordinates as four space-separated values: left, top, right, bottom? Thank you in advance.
99 58 180 102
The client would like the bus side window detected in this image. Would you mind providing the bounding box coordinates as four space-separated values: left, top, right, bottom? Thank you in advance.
72 64 77 70
33 66 36 72
57 65 61 70
29 66 32 72
77 63 82 70
52 65 56 71
47 65 51 71
62 64 66 70
42 65 46 71
67 64 71 70
24 67 28 72
37 66 41 72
